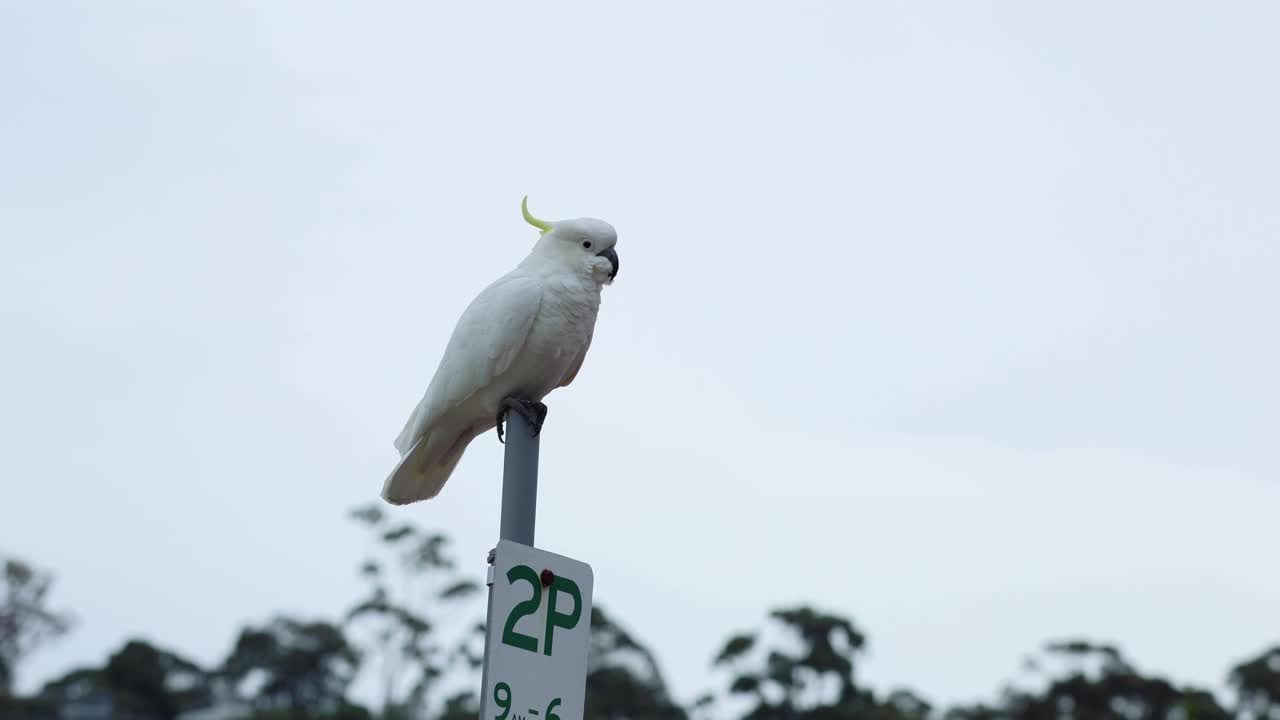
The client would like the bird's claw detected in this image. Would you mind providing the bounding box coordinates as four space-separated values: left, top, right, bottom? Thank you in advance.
495 398 548 443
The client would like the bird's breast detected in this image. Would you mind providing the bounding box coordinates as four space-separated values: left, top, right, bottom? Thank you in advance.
497 280 601 400
527 283 600 355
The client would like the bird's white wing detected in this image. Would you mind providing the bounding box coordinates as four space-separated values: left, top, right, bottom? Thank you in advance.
557 323 593 389
394 273 543 455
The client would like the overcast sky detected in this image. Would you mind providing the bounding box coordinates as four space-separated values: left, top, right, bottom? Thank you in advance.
2 0 1278 712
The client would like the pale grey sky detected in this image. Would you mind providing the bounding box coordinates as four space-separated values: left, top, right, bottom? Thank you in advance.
2 0 1278 712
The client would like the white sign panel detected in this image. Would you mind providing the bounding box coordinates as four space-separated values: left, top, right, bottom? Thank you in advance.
481 539 594 720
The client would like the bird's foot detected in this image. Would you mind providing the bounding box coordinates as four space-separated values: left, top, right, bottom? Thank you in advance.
495 398 549 443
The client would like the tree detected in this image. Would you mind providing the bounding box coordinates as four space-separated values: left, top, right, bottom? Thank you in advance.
706 605 931 720
102 640 212 719
343 503 482 719
36 639 210 720
709 605 873 719
437 689 481 720
222 616 365 720
1230 645 1280 720
583 604 687 720
946 638 1231 720
0 555 74 696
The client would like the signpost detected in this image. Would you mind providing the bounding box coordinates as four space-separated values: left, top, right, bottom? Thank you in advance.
479 408 594 720
480 540 594 720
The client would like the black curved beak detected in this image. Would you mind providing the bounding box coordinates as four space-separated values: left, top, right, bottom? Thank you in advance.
598 247 619 280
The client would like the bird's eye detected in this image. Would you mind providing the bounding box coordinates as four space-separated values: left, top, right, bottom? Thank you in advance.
582 240 592 250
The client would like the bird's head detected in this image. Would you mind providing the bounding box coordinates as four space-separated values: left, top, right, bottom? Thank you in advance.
522 196 619 285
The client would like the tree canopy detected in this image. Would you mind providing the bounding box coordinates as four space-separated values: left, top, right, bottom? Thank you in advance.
4 511 1277 720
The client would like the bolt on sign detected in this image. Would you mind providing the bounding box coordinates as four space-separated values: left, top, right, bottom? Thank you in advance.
481 540 595 720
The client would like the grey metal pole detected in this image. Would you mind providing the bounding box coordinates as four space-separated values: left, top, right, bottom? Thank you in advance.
499 408 540 545
479 407 540 718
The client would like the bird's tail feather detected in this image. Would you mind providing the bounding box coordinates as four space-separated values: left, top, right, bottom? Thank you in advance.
381 428 471 505
394 401 427 457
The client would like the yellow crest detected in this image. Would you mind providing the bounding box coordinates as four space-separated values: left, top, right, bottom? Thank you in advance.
521 195 552 235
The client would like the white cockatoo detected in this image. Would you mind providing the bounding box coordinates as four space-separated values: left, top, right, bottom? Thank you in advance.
381 197 620 505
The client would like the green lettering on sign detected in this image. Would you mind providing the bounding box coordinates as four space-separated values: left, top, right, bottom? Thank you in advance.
500 565 540 652
493 682 511 720
543 574 582 657
497 564 584 656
